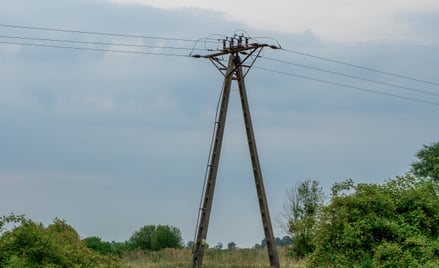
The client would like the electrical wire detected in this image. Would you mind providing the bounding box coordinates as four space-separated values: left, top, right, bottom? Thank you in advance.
1 24 438 107
0 23 220 44
0 35 208 51
254 66 439 107
281 48 439 87
2 23 436 86
260 56 439 97
0 41 190 57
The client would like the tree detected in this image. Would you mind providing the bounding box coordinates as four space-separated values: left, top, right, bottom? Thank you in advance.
83 236 113 255
214 242 223 250
186 241 194 249
281 179 324 258
128 225 156 250
280 236 293 247
128 225 183 251
150 225 183 250
411 141 439 182
227 241 237 250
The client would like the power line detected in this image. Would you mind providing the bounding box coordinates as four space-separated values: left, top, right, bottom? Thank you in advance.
0 41 190 57
0 23 220 44
261 56 439 97
281 48 439 87
2 23 436 86
0 35 209 52
254 66 439 107
5 40 436 106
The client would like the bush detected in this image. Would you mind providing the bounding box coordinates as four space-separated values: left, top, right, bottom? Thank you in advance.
0 215 120 267
309 177 439 267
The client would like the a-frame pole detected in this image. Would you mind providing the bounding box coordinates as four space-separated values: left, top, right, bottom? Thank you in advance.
192 55 236 268
235 56 280 268
192 36 281 267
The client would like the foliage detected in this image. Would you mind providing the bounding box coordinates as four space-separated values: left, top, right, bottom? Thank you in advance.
128 225 183 251
227 241 237 250
411 141 439 182
83 236 114 255
309 176 439 267
186 240 195 249
0 215 120 267
255 236 292 249
282 179 324 258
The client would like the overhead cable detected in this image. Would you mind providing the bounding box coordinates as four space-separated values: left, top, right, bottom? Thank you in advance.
0 23 219 44
254 66 439 107
261 56 439 97
0 41 190 57
281 48 439 86
0 35 208 51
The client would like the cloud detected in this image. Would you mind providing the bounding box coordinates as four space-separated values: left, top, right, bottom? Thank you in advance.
110 0 439 43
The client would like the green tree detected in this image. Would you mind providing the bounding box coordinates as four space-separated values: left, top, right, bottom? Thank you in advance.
282 179 324 258
128 225 182 251
227 242 237 250
186 240 195 249
83 236 113 255
280 236 293 247
411 141 439 182
150 225 183 250
128 225 156 250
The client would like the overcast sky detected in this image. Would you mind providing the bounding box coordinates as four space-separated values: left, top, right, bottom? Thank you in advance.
1 0 439 248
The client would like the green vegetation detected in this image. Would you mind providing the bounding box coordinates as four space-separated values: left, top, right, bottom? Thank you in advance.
283 179 325 258
309 176 439 267
280 142 439 267
127 225 183 251
0 215 120 267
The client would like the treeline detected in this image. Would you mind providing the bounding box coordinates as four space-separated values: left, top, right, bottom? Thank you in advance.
0 216 183 267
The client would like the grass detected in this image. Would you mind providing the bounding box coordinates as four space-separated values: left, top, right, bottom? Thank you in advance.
122 247 305 268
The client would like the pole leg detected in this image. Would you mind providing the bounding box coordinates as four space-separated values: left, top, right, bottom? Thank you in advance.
235 57 281 268
192 55 236 268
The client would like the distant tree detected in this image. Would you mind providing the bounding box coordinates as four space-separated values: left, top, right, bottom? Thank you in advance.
411 141 439 182
110 241 130 256
214 242 223 250
253 243 262 249
280 236 293 247
186 241 194 249
282 179 324 258
227 241 237 250
260 238 266 248
83 236 112 255
150 225 183 250
128 225 156 250
128 225 182 251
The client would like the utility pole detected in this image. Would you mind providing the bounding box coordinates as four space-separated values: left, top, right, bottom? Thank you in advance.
191 35 281 268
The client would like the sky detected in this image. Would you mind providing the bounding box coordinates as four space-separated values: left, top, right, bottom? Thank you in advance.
1 0 439 248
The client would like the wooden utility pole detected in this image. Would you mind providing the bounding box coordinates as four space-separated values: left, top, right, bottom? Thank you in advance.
191 35 281 268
